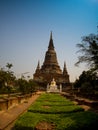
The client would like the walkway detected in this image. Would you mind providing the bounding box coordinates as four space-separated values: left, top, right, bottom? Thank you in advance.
0 92 42 130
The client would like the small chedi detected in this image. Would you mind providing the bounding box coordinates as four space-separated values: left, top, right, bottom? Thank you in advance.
33 32 70 90
47 78 62 93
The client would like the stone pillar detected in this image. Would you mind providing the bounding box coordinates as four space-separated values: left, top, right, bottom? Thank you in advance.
60 84 62 93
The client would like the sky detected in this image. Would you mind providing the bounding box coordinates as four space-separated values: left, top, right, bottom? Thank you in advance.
0 0 98 82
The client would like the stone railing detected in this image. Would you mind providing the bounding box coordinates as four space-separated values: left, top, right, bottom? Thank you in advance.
61 92 98 109
0 93 32 111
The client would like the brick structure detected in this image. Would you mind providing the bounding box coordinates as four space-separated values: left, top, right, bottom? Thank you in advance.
33 32 70 85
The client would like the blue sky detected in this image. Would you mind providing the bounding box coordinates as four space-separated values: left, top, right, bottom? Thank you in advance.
0 0 98 82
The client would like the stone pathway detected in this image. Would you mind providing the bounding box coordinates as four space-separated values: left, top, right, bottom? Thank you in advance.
0 92 42 130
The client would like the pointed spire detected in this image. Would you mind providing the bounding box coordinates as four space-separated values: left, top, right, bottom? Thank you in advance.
63 61 68 75
37 60 40 70
48 31 54 50
50 31 52 40
35 60 40 73
64 62 66 69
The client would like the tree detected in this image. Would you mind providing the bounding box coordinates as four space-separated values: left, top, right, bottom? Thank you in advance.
0 68 16 93
75 33 98 71
17 79 38 94
6 63 13 71
74 70 97 88
74 69 98 99
17 79 28 94
0 63 16 94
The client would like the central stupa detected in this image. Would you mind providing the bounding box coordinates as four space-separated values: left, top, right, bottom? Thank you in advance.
33 32 70 85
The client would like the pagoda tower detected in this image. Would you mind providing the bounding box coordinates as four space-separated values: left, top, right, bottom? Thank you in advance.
41 32 62 75
33 32 70 85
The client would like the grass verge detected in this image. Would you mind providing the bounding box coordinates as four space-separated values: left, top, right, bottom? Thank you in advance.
13 93 98 130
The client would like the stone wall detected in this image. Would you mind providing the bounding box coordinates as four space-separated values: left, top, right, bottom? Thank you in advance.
0 94 32 111
61 92 98 109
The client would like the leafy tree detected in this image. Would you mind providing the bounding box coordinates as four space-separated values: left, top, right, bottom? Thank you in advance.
17 79 28 94
75 33 98 71
74 70 97 88
0 64 16 94
0 69 6 90
74 69 98 99
28 79 39 92
6 63 13 71
17 79 38 94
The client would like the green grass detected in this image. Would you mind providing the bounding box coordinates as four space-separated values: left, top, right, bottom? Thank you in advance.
13 93 98 130
28 94 84 114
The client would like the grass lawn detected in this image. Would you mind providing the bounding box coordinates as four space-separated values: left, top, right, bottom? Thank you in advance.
13 93 98 130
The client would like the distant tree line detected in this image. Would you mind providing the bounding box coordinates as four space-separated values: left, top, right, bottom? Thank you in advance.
0 63 39 95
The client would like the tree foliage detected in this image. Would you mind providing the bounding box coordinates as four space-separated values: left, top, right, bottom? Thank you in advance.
0 68 16 93
0 63 39 94
74 69 98 99
75 33 98 71
6 63 13 71
16 79 39 94
74 69 97 88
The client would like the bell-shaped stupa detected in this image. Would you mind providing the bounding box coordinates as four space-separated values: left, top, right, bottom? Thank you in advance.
33 32 70 85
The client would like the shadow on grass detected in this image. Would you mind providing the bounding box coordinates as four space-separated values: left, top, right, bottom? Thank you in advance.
28 108 84 114
58 111 98 130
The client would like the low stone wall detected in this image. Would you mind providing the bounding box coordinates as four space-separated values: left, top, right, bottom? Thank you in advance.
61 92 75 100
61 92 98 109
74 97 98 108
0 94 32 111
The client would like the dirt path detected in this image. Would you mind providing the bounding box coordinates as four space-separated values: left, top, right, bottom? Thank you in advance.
0 91 42 130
